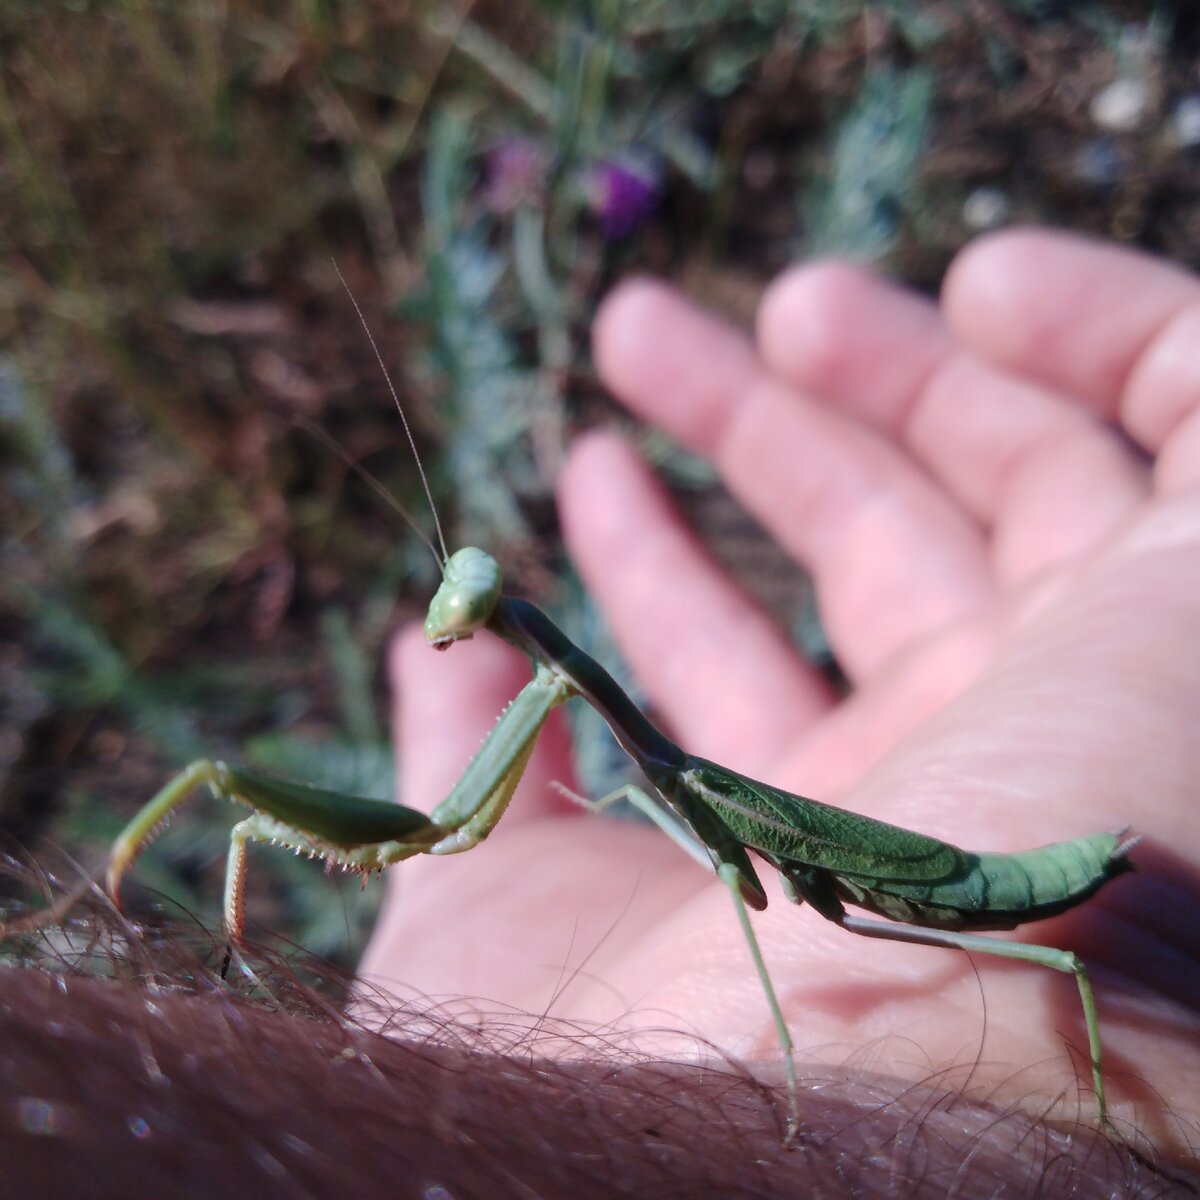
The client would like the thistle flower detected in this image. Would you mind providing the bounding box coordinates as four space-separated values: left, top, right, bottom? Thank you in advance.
583 154 661 238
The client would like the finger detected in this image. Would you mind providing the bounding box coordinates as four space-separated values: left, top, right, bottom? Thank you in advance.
558 431 832 775
771 613 1002 805
1157 406 1200 493
389 623 576 825
593 279 992 679
944 228 1200 477
757 261 1150 581
756 261 951 439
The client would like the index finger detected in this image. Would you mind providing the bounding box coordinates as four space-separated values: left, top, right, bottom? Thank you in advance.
559 432 832 775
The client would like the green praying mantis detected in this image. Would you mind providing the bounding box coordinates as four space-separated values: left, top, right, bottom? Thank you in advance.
106 296 1137 1144
108 548 1138 1139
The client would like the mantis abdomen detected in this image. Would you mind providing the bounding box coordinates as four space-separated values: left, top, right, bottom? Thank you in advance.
828 832 1134 931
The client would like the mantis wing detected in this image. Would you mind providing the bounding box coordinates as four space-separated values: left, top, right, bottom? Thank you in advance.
682 758 967 883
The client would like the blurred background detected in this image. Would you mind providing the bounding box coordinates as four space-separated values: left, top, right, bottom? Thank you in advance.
3 0 1199 967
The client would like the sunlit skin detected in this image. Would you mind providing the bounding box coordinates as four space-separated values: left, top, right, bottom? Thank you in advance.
361 230 1200 1163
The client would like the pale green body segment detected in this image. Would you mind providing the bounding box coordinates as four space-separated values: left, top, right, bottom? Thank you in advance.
108 545 1135 1140
424 547 502 648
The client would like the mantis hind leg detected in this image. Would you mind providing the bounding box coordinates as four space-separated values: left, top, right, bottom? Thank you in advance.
717 863 802 1146
836 911 1109 1126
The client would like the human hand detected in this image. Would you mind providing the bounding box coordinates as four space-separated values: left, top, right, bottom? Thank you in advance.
360 230 1200 1166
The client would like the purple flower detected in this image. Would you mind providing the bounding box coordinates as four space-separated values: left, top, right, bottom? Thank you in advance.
584 155 661 238
482 137 546 213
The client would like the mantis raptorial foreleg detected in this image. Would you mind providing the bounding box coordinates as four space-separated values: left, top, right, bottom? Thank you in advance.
108 655 573 944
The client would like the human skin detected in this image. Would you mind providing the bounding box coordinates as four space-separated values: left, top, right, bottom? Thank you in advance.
360 229 1200 1170
0 963 1161 1197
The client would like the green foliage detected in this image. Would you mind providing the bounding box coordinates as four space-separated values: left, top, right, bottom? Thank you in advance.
803 66 935 263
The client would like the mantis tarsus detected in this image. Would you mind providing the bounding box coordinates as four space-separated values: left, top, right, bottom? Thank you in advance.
106 279 1136 1141
108 540 1137 1140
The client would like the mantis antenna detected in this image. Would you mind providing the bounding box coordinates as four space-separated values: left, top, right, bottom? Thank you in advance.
330 258 449 568
290 414 444 572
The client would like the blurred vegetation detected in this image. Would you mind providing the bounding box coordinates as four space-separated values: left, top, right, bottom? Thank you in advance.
3 0 1200 966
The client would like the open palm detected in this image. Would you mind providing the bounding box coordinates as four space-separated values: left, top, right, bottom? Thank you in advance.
361 230 1200 1163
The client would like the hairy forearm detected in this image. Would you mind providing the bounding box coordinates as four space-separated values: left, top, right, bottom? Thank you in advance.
0 966 1188 1198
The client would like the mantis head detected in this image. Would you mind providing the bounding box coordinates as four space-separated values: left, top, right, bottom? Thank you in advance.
424 547 503 650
